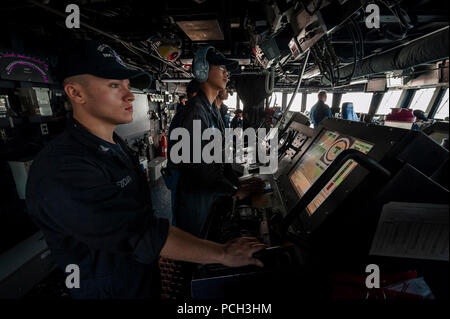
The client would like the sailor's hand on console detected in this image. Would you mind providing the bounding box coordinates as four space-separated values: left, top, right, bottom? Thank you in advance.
221 237 267 268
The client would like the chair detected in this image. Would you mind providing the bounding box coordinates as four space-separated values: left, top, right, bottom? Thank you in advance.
341 102 359 121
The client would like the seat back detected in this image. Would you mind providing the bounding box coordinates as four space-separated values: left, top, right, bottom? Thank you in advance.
341 102 359 121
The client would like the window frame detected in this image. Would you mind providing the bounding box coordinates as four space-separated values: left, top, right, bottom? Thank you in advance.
377 89 403 115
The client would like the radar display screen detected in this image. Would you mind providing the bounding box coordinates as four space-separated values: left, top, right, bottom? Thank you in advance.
289 130 374 216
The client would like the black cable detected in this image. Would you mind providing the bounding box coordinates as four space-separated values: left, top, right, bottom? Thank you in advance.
375 0 411 39
377 0 412 29
315 51 331 83
328 64 335 87
332 18 363 85
320 38 337 87
396 7 415 30
311 42 337 87
350 18 365 61
335 61 341 84
340 21 359 83
347 23 358 81
278 130 295 159
326 38 342 87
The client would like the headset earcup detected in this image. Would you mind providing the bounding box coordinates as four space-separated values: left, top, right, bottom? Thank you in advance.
193 46 213 83
198 64 209 83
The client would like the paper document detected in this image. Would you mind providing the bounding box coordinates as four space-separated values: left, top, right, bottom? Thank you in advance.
370 202 449 261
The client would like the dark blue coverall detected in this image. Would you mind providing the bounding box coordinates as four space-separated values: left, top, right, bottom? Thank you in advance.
167 90 239 237
26 117 169 299
310 100 332 128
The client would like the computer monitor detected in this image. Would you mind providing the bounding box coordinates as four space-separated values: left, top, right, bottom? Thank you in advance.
423 121 449 146
428 131 448 145
278 118 447 238
288 130 374 216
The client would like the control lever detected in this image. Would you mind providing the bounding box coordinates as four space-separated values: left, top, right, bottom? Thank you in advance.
281 149 392 236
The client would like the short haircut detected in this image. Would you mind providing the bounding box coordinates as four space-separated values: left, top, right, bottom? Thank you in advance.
62 75 90 107
62 74 88 87
235 109 243 114
318 91 327 99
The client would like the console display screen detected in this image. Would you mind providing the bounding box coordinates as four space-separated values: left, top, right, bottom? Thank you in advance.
289 130 374 216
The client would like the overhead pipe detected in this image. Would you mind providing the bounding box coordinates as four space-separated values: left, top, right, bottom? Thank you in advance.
329 27 449 82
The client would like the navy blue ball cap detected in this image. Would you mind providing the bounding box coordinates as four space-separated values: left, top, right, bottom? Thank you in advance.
206 48 238 72
58 40 152 90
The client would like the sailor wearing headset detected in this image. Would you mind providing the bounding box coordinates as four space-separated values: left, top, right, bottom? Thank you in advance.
167 46 265 237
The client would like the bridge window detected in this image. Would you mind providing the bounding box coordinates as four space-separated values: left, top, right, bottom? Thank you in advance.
227 92 238 110
434 89 449 120
340 92 374 113
268 92 283 108
409 88 435 112
286 92 303 112
377 90 403 115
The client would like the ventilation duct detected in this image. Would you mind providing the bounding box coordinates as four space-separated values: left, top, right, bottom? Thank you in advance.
330 28 449 83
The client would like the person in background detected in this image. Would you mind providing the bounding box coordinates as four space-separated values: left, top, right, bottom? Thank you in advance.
186 79 200 100
175 80 200 115
413 109 428 122
215 88 230 128
412 109 430 131
176 96 187 113
231 109 244 130
172 47 264 237
310 91 332 128
165 79 201 225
